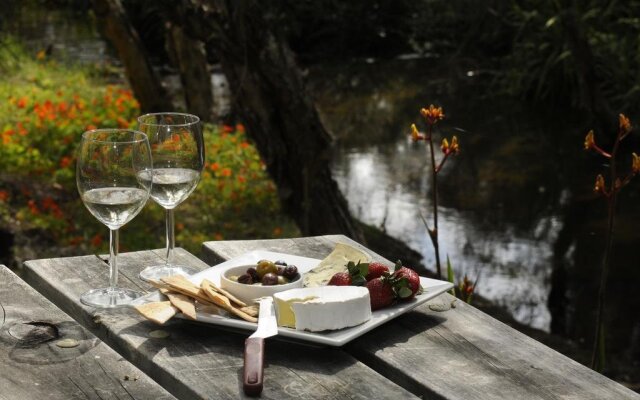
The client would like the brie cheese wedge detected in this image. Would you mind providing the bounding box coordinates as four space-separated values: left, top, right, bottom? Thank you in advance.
273 286 372 332
303 243 371 287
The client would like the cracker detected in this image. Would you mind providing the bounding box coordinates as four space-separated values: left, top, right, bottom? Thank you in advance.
134 301 177 325
200 282 257 323
166 292 197 320
201 279 247 307
161 275 211 303
239 304 259 318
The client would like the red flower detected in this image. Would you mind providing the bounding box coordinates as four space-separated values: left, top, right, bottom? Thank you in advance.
91 233 103 247
59 156 72 168
17 97 28 108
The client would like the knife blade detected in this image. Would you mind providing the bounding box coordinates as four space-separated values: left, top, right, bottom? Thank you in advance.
243 297 277 396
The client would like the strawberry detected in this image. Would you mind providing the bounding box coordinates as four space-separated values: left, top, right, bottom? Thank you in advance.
365 277 395 310
366 262 390 281
328 271 352 286
392 261 422 300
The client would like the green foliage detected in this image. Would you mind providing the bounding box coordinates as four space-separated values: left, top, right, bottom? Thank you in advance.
0 40 297 261
497 1 640 111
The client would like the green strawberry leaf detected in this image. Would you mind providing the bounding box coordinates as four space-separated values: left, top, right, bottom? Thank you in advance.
358 262 369 277
398 287 412 298
352 275 367 286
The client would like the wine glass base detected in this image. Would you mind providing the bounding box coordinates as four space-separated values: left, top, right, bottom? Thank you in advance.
139 265 199 282
80 287 144 308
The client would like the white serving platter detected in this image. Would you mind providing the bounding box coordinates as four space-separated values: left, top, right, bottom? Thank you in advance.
173 250 454 347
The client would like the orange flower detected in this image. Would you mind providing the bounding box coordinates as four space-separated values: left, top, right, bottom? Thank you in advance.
237 175 246 183
240 141 250 149
91 233 103 247
17 97 28 108
632 152 640 174
16 122 27 136
420 105 445 125
236 123 245 132
210 162 220 172
594 174 606 194
619 113 632 135
59 156 73 168
441 136 460 155
86 124 97 131
410 124 424 141
116 117 129 128
221 168 232 177
57 102 68 113
28 199 39 215
584 130 595 150
449 136 460 154
0 191 9 202
222 125 234 133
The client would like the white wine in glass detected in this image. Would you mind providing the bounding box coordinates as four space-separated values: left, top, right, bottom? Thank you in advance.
137 112 204 282
77 129 152 308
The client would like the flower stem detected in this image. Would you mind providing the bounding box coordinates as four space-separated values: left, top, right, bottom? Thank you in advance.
591 129 623 371
427 124 442 278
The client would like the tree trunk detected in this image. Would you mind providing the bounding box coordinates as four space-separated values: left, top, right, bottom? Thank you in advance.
179 0 365 241
91 0 171 113
166 23 215 121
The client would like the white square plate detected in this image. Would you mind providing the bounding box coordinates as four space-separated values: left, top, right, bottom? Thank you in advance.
177 250 454 346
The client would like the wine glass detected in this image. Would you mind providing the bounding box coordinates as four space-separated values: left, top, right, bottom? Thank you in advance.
77 129 152 308
137 113 204 282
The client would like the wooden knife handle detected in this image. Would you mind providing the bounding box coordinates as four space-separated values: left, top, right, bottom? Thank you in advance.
243 337 265 397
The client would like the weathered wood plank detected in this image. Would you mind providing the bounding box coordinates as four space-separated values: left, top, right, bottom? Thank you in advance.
202 235 640 400
0 264 174 400
23 249 417 400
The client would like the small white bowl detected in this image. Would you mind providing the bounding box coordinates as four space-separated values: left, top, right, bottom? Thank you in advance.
220 264 304 304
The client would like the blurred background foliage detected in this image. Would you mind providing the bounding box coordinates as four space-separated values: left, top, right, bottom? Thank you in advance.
0 38 297 265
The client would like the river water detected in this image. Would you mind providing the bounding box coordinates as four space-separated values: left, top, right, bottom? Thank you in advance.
4 1 639 363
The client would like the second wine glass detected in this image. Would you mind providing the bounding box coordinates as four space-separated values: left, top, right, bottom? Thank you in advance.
137 112 204 282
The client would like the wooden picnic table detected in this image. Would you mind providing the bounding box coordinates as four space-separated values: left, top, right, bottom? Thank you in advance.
22 235 640 400
0 264 174 400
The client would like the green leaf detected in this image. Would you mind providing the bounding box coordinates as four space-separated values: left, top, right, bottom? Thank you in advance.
447 255 456 297
358 262 369 277
352 275 366 286
544 16 557 28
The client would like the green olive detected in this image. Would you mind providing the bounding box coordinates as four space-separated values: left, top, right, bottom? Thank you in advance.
277 275 290 285
256 260 277 278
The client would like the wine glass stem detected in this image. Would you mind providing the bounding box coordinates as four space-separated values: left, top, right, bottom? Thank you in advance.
165 208 175 266
109 228 119 290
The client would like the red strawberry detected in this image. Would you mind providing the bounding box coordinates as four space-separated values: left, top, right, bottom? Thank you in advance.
366 262 390 281
392 262 421 300
365 278 395 310
328 272 352 286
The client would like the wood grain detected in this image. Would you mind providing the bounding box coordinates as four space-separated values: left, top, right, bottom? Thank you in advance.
202 235 640 400
23 249 416 400
0 264 174 400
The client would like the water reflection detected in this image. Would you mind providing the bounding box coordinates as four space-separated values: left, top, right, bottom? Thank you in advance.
331 138 556 330
316 59 640 362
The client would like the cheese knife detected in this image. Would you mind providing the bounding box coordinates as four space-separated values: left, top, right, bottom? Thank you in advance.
243 296 278 396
